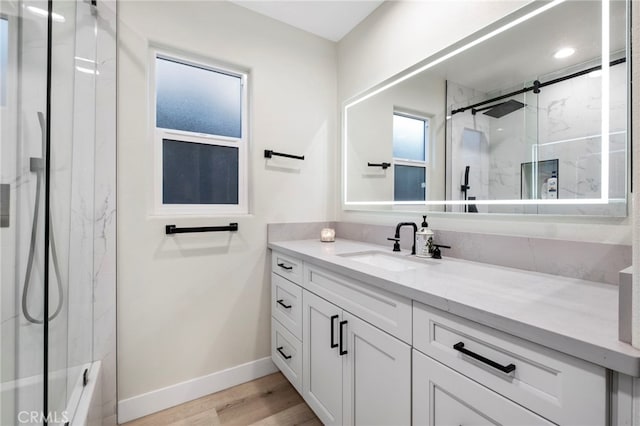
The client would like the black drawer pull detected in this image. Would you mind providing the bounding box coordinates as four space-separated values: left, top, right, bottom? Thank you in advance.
339 320 348 355
453 342 516 374
276 346 292 360
330 315 339 348
277 299 292 309
277 263 293 270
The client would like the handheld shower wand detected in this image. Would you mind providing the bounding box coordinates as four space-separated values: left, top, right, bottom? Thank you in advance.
461 166 470 213
21 112 64 324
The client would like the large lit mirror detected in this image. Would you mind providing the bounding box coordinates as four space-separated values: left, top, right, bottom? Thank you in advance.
343 0 629 216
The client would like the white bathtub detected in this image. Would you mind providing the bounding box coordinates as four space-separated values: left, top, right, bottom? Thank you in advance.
70 361 102 426
1 361 101 425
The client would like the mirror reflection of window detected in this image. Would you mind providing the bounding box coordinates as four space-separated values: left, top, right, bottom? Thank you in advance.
392 112 429 201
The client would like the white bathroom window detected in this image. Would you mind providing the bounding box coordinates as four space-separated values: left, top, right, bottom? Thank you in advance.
392 111 429 201
153 51 248 215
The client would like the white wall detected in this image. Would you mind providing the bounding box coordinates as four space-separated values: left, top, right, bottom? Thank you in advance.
337 0 632 245
117 0 336 402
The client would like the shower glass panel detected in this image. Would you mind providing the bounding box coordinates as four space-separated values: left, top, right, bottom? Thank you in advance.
447 86 532 213
0 0 97 424
1 0 49 423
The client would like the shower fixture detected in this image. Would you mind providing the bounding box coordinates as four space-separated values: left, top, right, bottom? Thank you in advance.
450 57 626 118
461 165 470 213
476 99 525 118
21 112 64 324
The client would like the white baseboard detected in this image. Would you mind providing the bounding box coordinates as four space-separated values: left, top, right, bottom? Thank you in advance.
117 357 277 423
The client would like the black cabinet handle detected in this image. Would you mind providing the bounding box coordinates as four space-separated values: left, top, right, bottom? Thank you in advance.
277 263 293 270
330 315 339 348
339 320 348 355
277 299 292 309
453 342 516 374
276 346 292 360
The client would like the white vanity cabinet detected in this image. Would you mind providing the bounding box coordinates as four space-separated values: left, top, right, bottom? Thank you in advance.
270 248 613 426
302 290 411 426
341 310 411 426
413 302 607 426
270 253 304 393
271 251 412 425
301 290 343 424
413 349 554 426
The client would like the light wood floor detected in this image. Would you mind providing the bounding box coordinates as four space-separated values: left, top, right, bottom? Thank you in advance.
121 372 321 426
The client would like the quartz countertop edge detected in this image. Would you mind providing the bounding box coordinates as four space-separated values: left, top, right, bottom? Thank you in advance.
268 238 640 377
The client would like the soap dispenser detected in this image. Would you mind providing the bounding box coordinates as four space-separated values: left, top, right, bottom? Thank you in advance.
415 215 434 258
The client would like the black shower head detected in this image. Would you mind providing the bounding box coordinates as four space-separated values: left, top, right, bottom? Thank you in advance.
483 99 525 118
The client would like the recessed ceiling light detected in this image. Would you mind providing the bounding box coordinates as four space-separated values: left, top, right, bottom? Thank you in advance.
497 128 504 132
554 47 575 59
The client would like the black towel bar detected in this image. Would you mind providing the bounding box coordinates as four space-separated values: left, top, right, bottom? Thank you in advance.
368 162 391 170
264 150 304 160
165 223 238 234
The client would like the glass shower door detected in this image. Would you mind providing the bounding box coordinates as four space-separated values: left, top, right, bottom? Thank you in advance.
0 0 97 424
49 0 97 421
1 0 49 424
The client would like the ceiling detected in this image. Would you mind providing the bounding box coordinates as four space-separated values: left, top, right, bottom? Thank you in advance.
425 0 627 95
229 0 384 42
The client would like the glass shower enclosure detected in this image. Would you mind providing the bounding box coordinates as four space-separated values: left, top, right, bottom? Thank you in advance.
1 0 99 424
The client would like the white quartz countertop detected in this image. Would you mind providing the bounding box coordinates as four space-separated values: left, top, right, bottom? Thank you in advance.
268 238 640 377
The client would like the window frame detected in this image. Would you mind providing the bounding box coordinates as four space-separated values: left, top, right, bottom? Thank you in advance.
391 110 430 202
151 48 249 216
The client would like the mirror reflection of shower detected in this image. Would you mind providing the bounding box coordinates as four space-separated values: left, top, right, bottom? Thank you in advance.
446 52 627 215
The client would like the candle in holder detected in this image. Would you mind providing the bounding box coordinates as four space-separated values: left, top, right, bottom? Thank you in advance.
320 228 335 242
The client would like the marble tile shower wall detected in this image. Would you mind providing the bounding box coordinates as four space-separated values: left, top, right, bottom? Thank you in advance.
489 63 627 216
533 63 627 216
267 222 631 285
486 89 536 215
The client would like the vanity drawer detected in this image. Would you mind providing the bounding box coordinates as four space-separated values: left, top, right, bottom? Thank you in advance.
272 318 302 393
272 251 303 285
271 273 302 339
413 349 553 426
413 302 606 426
304 264 412 344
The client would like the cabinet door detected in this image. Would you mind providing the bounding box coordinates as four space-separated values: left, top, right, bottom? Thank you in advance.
342 312 411 426
303 291 343 425
413 350 554 426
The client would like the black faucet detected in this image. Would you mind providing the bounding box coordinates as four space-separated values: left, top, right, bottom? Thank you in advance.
390 222 417 255
431 244 451 259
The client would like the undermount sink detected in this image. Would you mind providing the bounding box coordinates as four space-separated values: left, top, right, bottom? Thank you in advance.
338 250 438 272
